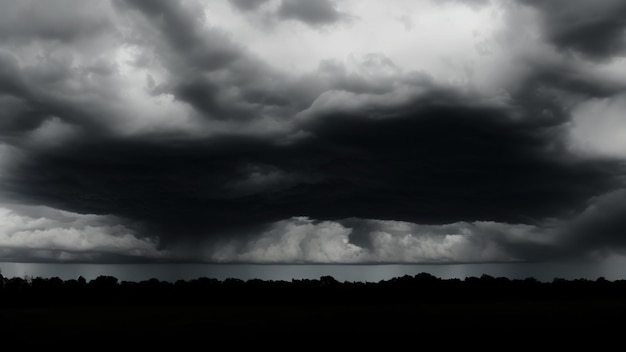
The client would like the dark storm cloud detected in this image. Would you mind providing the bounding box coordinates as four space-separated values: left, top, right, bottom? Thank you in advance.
4 96 622 250
564 189 626 254
1 0 626 264
229 0 270 12
519 0 626 60
278 0 348 26
2 135 294 244
296 102 621 225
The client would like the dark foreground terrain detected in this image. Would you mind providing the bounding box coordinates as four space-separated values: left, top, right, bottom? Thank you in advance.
1 273 625 345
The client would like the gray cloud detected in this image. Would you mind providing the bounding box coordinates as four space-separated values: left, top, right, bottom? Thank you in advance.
0 203 164 263
0 52 28 105
278 0 348 26
229 0 270 12
115 0 304 122
519 0 626 60
4 94 621 252
317 54 403 95
201 187 626 264
563 189 626 253
117 0 241 71
0 0 113 44
438 0 490 10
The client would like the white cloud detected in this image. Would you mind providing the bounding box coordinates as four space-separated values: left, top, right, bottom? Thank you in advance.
203 216 544 263
208 0 498 80
365 220 543 263
0 205 165 261
234 217 366 263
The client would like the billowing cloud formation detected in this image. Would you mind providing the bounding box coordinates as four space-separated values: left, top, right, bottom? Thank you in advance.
0 0 625 264
0 204 162 262
229 217 365 263
201 189 626 263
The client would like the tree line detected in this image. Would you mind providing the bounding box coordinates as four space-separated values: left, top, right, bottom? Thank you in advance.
1 272 625 307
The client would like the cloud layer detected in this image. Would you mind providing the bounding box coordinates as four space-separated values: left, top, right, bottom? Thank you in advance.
0 0 625 264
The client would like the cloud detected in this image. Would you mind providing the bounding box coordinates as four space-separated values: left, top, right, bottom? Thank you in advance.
201 216 548 263
229 0 270 12
0 204 164 262
438 0 491 10
316 54 405 95
562 189 626 254
2 196 624 265
229 217 365 263
115 0 304 123
519 0 626 60
117 0 241 71
0 2 200 141
569 93 626 159
278 0 349 26
2 87 622 252
199 188 626 263
364 220 516 263
0 0 113 44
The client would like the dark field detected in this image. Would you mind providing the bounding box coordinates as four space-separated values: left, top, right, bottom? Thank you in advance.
2 273 625 345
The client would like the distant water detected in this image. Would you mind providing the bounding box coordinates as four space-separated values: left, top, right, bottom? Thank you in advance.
2 256 626 283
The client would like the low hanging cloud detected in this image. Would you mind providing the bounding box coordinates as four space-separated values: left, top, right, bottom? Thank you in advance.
0 204 164 262
201 188 626 264
199 218 557 264
204 217 523 264
229 217 365 263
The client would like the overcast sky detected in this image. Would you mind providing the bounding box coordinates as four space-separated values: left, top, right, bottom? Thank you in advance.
0 0 625 265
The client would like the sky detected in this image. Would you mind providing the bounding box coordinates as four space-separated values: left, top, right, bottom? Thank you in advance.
0 0 625 270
